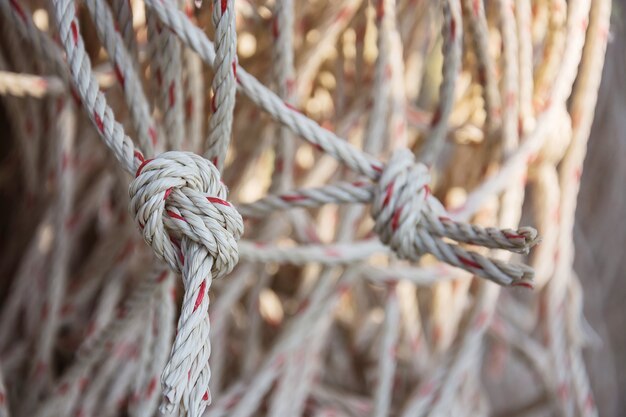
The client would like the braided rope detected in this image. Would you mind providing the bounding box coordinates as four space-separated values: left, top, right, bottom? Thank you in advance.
419 0 462 164
269 0 295 194
205 0 237 169
111 0 138 63
153 3 184 150
129 152 243 415
83 0 158 156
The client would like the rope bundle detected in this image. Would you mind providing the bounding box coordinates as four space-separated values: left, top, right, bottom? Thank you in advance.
0 0 611 416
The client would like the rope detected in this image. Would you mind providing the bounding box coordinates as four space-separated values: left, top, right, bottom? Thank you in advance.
0 0 612 416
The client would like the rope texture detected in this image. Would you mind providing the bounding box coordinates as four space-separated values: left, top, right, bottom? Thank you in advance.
0 0 612 416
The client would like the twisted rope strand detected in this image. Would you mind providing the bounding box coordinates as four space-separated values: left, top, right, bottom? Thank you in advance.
83 0 158 155
205 0 237 169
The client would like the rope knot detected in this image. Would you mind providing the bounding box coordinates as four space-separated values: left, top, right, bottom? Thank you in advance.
129 151 243 277
371 149 430 261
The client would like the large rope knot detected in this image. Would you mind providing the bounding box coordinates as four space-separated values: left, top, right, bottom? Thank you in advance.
371 149 539 287
371 149 430 261
129 151 243 277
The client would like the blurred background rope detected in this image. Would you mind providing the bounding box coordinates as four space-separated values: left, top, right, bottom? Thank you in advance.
0 0 615 416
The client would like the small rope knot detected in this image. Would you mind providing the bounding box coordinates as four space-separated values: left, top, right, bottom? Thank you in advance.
129 151 243 277
371 149 430 261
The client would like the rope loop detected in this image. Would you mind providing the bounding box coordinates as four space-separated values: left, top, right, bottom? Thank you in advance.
129 151 243 277
372 149 431 261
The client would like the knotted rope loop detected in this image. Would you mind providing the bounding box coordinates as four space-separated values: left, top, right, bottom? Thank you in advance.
129 151 243 277
372 149 431 261
371 149 538 287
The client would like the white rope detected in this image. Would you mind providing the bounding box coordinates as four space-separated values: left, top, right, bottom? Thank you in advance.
0 0 612 415
205 0 237 169
129 152 243 415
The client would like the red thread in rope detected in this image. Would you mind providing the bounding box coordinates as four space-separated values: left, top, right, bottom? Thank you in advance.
599 25 609 41
305 226 321 243
58 382 70 395
284 102 301 114
383 182 394 207
71 21 79 45
424 184 431 198
574 167 582 182
458 255 482 270
274 158 284 173
580 18 588 31
166 210 186 222
472 0 480 16
135 158 153 177
156 271 169 282
93 112 104 133
35 77 48 92
280 194 306 203
70 87 81 105
9 0 27 23
391 208 402 231
35 361 47 376
55 96 65 114
113 64 126 88
338 284 350 296
61 152 70 171
285 79 295 97
185 97 193 118
134 150 145 163
148 126 158 146
24 120 34 136
296 298 310 314
430 108 442 127
478 67 487 86
232 61 238 81
450 17 457 40
337 6 351 22
475 311 488 328
193 280 207 312
168 81 176 107
418 380 435 397
506 91 516 108
272 17 280 38
65 213 80 231
146 377 157 398
376 0 384 20
207 196 229 206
